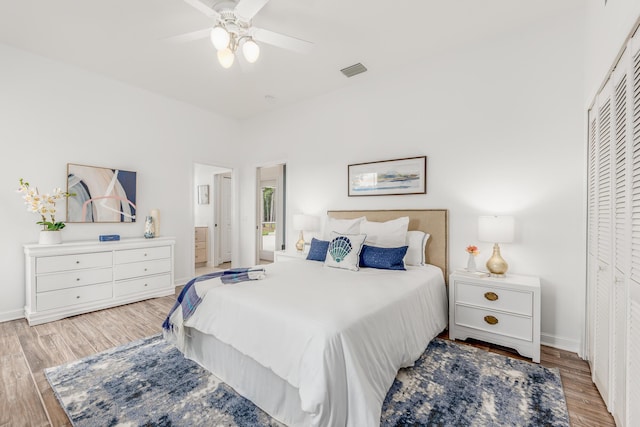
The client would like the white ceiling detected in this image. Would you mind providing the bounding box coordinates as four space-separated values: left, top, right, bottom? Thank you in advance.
0 0 582 120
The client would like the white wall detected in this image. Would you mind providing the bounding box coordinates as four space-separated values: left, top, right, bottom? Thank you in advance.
585 0 640 104
239 8 586 352
0 43 240 321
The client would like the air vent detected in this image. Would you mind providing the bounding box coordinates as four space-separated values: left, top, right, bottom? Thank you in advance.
340 63 367 78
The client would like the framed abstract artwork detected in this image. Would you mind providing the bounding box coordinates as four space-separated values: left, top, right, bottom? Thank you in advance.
198 185 210 205
348 156 427 196
66 163 137 223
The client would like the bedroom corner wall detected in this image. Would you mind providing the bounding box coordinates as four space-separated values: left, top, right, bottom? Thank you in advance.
238 7 586 353
0 43 240 322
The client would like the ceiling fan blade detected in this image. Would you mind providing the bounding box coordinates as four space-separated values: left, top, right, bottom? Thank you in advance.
235 0 270 21
164 28 211 44
252 28 314 54
182 0 220 18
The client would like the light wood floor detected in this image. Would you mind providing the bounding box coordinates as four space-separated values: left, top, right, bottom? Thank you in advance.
0 288 614 427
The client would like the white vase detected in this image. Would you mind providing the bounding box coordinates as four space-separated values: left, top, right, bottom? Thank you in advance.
467 253 477 272
39 230 62 245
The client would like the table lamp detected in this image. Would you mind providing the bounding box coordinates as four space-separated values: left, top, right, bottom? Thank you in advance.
293 214 320 252
478 215 515 276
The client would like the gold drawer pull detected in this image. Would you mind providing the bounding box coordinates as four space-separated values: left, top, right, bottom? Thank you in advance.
484 315 499 325
484 292 499 301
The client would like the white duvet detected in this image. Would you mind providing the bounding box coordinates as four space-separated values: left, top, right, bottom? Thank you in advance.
185 260 448 427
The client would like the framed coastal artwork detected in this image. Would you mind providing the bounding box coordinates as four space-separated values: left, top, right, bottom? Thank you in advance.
66 163 137 223
348 156 427 196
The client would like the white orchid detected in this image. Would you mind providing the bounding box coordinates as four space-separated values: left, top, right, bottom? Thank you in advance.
17 178 75 231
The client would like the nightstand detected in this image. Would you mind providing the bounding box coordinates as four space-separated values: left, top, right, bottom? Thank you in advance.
449 271 541 363
273 250 307 262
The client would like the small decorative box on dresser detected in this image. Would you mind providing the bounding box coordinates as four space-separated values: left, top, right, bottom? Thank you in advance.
273 250 307 262
24 237 175 325
195 226 208 266
449 271 541 363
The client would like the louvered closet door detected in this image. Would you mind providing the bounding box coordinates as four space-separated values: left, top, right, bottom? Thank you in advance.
593 83 613 406
628 34 640 427
611 52 630 426
587 108 598 366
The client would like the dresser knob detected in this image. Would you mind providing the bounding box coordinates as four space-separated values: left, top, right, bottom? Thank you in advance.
484 315 499 325
144 283 148 287
76 261 80 264
76 278 80 281
144 253 147 257
76 296 80 299
144 268 148 271
484 292 499 301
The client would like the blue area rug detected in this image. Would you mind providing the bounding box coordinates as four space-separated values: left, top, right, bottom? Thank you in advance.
45 334 570 426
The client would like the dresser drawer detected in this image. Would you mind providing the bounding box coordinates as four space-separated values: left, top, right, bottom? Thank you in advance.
114 274 171 297
114 246 171 264
195 242 207 251
456 281 532 316
37 283 112 312
37 267 112 293
114 258 171 280
195 249 207 263
36 252 112 274
455 304 532 341
195 227 207 242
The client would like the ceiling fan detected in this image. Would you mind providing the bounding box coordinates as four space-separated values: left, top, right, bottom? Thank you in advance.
174 0 314 68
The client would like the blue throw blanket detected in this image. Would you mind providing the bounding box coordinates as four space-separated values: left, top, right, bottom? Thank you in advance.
162 267 266 350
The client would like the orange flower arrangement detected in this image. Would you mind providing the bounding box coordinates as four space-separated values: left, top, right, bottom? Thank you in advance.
466 245 479 256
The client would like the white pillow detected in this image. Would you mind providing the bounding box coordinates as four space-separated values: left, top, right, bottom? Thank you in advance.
323 216 365 240
360 217 409 248
324 232 367 271
404 230 430 266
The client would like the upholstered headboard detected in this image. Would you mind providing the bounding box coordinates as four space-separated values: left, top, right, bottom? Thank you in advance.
327 209 449 281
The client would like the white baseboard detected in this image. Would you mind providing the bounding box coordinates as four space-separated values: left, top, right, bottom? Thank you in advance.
541 333 582 356
0 308 25 323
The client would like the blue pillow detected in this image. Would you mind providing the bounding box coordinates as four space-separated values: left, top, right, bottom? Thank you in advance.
359 245 408 270
306 238 330 262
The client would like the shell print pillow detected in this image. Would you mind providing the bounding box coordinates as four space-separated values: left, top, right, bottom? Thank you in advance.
324 232 367 271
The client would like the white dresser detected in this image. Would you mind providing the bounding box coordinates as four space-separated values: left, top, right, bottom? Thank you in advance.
24 237 176 325
449 271 541 363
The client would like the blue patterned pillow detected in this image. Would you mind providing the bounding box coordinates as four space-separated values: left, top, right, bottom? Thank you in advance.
359 245 408 270
324 232 367 271
306 238 330 262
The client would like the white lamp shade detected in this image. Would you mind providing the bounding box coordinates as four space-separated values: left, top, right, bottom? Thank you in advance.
242 39 260 63
210 26 230 50
478 215 515 243
293 214 320 231
217 48 235 68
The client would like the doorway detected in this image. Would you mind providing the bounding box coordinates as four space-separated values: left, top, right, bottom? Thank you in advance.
257 164 286 263
194 163 233 275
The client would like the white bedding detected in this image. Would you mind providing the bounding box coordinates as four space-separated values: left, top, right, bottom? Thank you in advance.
184 260 448 427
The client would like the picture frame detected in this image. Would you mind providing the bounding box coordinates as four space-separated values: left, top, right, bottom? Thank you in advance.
66 163 137 223
348 156 427 196
198 184 210 205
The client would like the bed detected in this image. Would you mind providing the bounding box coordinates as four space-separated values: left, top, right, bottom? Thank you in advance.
173 209 449 426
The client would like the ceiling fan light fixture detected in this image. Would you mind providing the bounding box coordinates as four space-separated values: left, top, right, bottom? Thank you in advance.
242 39 260 63
210 26 230 50
217 47 235 68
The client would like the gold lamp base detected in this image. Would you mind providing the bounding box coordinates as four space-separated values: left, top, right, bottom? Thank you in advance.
486 243 508 277
295 231 305 252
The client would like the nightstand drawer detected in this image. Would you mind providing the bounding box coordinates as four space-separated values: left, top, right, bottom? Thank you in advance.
455 304 532 341
195 227 207 242
456 281 532 316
